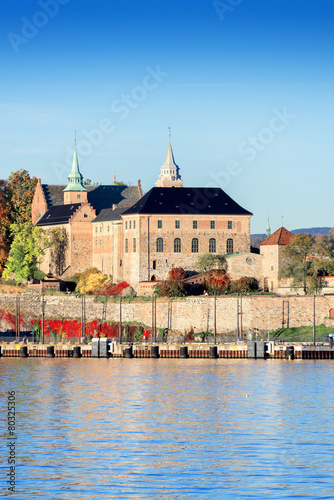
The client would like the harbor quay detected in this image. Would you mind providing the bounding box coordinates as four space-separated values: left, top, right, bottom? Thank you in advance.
1 340 334 360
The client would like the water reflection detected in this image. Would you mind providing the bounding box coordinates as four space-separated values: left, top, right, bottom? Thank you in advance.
0 358 334 499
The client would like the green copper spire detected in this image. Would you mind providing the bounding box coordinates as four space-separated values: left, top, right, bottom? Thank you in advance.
266 217 271 237
63 145 87 192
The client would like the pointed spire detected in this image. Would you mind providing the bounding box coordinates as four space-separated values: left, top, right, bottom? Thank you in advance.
63 137 87 192
266 217 271 237
155 132 184 188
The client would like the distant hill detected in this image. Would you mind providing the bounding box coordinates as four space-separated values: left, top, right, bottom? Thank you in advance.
251 227 332 248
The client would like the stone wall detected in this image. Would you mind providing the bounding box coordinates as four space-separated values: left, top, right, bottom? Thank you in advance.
1 291 334 335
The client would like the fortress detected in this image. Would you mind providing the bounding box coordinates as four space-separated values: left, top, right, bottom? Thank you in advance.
32 140 295 293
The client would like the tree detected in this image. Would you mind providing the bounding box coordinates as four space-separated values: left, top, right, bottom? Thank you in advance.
196 254 227 272
0 180 10 237
168 267 187 281
205 270 231 293
279 233 319 294
3 223 50 283
7 170 38 226
0 235 8 275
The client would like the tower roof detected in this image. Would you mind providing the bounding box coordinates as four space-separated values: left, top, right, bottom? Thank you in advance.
63 147 87 192
259 226 293 246
155 139 184 187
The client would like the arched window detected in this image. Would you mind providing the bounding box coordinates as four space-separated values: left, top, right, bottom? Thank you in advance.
156 238 163 252
133 238 136 253
226 238 233 254
191 238 199 253
174 238 181 253
125 239 128 253
209 238 216 253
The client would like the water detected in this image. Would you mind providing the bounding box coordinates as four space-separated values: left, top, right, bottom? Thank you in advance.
1 358 334 499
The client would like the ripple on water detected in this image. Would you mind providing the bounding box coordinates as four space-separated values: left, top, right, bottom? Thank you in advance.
0 358 334 499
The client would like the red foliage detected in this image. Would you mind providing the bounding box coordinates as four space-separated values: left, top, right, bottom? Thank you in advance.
97 281 129 296
168 267 187 282
206 270 231 292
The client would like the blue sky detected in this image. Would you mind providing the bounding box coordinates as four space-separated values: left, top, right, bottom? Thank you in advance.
1 0 334 233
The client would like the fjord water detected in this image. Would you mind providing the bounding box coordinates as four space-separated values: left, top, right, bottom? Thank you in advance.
1 358 334 499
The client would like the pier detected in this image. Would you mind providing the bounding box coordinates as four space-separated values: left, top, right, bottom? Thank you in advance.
1 340 334 360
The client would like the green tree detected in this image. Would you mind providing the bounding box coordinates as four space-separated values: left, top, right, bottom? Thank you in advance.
279 233 319 294
7 170 38 226
196 253 227 272
3 223 50 283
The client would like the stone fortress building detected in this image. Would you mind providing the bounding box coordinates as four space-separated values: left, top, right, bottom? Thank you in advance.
32 138 295 293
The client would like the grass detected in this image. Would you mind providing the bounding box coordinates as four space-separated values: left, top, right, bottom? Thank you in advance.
271 324 334 343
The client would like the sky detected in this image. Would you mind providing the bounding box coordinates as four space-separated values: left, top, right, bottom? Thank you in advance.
1 0 334 233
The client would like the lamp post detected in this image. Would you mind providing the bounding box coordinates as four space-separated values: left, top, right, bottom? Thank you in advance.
41 290 46 345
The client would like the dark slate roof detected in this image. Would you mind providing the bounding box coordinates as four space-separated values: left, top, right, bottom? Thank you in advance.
35 204 81 226
122 187 252 216
42 185 66 208
41 184 141 214
92 207 130 223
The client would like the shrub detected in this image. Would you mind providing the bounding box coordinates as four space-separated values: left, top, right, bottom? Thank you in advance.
97 281 129 296
154 280 186 297
229 277 259 293
168 267 187 282
205 270 231 293
75 268 108 294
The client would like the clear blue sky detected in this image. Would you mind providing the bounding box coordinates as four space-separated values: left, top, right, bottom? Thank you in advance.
1 0 333 233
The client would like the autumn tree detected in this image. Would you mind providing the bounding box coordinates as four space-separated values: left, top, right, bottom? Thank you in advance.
7 170 38 226
3 222 50 283
0 235 8 275
205 270 231 293
168 267 187 281
0 180 11 237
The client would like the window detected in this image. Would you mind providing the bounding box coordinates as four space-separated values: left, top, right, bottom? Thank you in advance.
175 220 180 229
226 238 233 254
191 238 199 253
84 213 88 218
228 220 233 229
125 221 128 230
125 239 128 253
129 221 132 229
153 260 156 270
174 238 181 252
210 220 215 229
133 238 136 253
100 239 102 245
95 227 98 233
77 194 81 199
156 238 163 252
271 265 274 271
100 227 102 233
193 220 198 229
158 220 162 229
107 226 110 232
209 238 216 253
133 220 136 229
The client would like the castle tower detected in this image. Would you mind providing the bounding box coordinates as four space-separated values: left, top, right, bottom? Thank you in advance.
63 146 88 204
155 137 184 188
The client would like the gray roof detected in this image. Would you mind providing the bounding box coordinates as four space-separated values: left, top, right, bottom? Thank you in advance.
36 204 81 226
41 184 141 216
92 207 129 223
